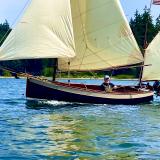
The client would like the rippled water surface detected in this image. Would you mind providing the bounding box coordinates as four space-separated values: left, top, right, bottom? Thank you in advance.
0 78 160 159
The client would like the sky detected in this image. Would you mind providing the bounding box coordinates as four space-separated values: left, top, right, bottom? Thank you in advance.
0 0 160 26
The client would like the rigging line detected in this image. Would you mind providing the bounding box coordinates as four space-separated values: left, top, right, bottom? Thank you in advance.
59 47 142 68
0 0 31 45
72 0 112 19
59 56 142 70
78 43 141 69
67 61 71 83
59 57 113 69
50 16 74 51
75 0 113 70
87 47 114 68
72 2 142 61
104 64 151 71
73 18 134 39
72 1 141 70
59 63 151 72
88 70 98 79
76 0 89 69
139 0 153 86
74 34 142 62
78 40 87 70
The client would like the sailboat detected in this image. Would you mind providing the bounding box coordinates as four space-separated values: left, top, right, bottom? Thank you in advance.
141 0 160 82
142 31 160 81
0 0 154 104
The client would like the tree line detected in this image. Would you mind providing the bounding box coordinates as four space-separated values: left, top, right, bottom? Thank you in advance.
0 20 54 76
0 7 160 77
130 6 160 52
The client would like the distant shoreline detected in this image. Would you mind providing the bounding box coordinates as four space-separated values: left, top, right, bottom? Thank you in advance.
58 78 139 81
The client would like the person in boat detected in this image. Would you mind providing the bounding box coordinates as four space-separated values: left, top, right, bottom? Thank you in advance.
100 75 116 92
146 82 153 90
12 72 19 79
153 80 160 94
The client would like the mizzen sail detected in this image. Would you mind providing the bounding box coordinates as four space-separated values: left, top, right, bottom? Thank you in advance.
58 0 143 71
0 0 75 60
142 32 160 81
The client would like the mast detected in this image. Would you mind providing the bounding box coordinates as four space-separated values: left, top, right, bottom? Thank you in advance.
142 0 160 81
59 0 143 72
139 0 153 86
52 58 58 81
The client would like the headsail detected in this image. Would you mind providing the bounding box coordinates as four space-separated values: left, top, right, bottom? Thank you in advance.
58 0 143 71
142 32 160 81
0 0 75 60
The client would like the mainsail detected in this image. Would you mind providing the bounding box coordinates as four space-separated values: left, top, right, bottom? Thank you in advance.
142 32 160 81
0 0 143 71
59 0 143 71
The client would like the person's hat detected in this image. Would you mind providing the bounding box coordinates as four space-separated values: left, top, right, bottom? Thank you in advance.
104 75 110 79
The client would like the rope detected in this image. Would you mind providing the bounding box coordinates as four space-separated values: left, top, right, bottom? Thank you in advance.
74 0 116 69
0 66 31 77
58 33 143 71
139 0 153 85
68 61 71 84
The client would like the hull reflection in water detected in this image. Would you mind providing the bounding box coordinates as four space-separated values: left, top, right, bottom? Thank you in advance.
24 99 160 159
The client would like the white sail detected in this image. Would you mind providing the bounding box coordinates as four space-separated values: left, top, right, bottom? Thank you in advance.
0 0 75 60
0 0 143 72
142 32 160 81
58 0 143 71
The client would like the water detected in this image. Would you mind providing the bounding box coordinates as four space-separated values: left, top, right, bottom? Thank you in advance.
0 78 160 159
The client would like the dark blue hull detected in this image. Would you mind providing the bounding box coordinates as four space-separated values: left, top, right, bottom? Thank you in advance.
26 78 153 105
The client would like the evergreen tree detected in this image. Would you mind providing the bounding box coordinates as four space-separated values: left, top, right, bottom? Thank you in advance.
155 14 160 32
142 6 156 48
130 7 157 53
0 20 11 46
0 20 47 76
130 10 144 51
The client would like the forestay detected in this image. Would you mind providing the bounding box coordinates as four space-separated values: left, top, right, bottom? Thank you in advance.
142 32 160 81
58 0 143 71
0 0 75 60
